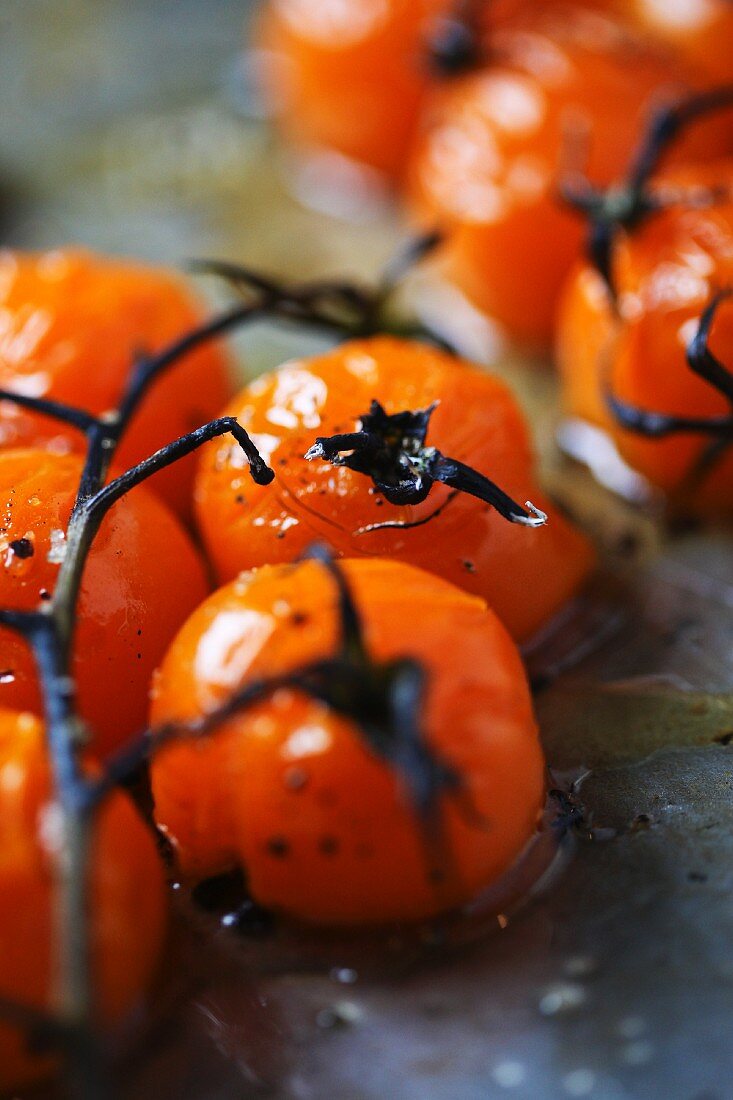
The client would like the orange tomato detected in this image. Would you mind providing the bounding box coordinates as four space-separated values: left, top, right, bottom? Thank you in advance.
557 159 733 513
0 450 209 755
256 0 452 181
0 709 166 1093
194 336 594 643
0 249 232 521
150 558 545 924
408 4 732 348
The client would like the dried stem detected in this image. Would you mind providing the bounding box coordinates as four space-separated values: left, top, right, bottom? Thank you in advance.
305 399 547 526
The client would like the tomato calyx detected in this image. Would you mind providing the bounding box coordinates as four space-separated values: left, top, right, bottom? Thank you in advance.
305 399 547 527
561 85 733 299
607 290 733 491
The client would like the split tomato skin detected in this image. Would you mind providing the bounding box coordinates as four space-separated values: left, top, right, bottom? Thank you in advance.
407 5 732 349
150 558 546 925
0 709 167 1093
557 160 733 512
0 450 210 755
0 249 232 521
255 0 451 181
195 336 594 643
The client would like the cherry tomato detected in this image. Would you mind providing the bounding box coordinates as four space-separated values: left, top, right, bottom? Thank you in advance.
150 557 545 924
194 336 594 642
0 708 166 1093
256 0 452 181
0 249 232 521
407 4 732 348
0 450 209 755
557 160 733 513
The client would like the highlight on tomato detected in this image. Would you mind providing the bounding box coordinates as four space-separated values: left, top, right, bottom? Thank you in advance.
407 3 732 349
0 249 232 520
0 709 167 1094
0 449 209 755
194 335 594 642
150 555 546 925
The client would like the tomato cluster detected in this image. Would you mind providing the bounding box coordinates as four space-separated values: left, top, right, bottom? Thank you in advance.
259 0 733 349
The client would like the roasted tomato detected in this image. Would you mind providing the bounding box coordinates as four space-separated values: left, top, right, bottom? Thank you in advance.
150 557 545 925
407 4 732 348
0 709 166 1093
0 249 232 520
194 336 593 642
255 0 453 182
557 160 733 513
0 450 209 754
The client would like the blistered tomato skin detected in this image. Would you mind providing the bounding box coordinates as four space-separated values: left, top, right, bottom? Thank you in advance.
407 5 732 349
0 249 232 520
195 337 594 642
0 709 167 1094
557 160 733 513
150 558 545 925
0 450 210 755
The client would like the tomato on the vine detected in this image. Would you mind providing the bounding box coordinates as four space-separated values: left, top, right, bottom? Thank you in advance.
150 557 545 925
407 4 731 348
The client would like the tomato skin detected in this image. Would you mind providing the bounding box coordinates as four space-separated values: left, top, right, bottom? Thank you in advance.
256 0 452 181
0 249 232 521
610 0 733 85
557 160 733 513
407 5 733 349
0 450 210 755
150 558 545 925
194 336 594 642
0 709 167 1093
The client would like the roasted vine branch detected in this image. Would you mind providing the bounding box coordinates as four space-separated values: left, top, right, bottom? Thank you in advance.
560 84 733 297
305 399 548 526
607 291 733 487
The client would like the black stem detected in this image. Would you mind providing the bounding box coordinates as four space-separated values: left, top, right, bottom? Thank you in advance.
194 232 453 351
562 85 733 297
0 391 97 433
306 401 547 527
